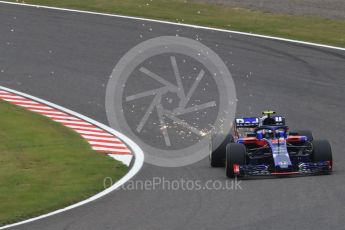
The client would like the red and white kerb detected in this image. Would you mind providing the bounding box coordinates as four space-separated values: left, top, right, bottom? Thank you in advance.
0 90 133 166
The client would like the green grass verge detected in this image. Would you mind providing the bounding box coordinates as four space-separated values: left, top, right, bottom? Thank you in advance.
5 0 345 48
0 100 128 226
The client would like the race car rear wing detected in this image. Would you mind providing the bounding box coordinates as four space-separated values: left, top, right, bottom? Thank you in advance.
235 116 285 128
235 117 260 128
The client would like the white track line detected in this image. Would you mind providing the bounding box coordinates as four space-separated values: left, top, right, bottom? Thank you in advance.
0 85 144 230
0 0 341 227
0 1 344 51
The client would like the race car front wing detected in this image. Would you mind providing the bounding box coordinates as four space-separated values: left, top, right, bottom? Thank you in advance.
237 161 332 177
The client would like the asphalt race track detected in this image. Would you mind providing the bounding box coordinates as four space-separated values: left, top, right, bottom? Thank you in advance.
1 3 345 230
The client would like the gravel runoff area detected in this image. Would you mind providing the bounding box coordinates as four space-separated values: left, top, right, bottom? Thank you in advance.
193 0 345 19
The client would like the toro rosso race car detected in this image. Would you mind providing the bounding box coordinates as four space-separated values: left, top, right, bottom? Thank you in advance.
210 111 333 178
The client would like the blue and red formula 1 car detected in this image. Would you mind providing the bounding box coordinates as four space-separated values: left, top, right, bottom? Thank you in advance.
210 111 333 178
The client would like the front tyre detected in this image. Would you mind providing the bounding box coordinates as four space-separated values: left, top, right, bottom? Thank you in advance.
312 140 333 172
225 143 246 178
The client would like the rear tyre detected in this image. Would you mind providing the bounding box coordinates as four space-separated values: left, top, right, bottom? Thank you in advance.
225 143 246 178
210 133 233 167
312 140 333 172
